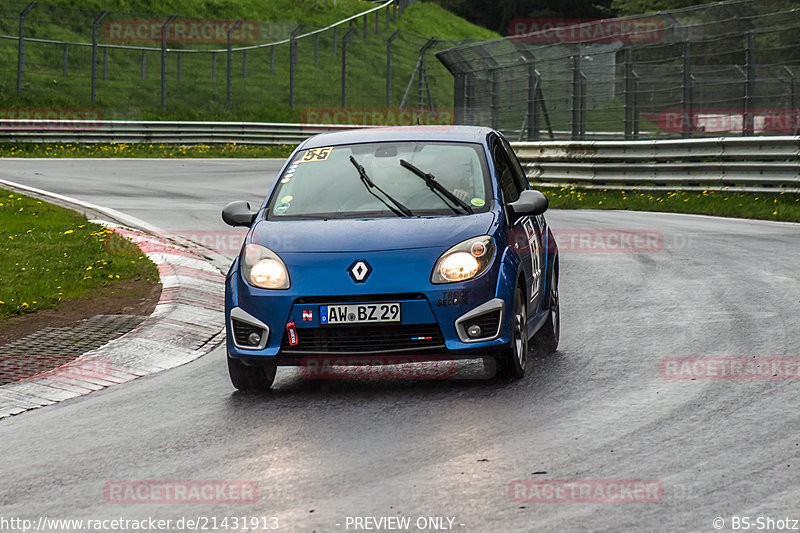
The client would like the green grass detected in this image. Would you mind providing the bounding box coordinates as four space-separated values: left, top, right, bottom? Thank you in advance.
0 187 159 319
0 1 500 123
546 186 800 222
0 142 296 158
40 0 404 28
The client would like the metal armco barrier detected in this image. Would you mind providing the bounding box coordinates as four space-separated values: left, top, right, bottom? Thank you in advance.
513 137 800 190
0 120 366 145
1 120 798 191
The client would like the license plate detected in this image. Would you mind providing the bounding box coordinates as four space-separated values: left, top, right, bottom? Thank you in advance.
321 303 401 325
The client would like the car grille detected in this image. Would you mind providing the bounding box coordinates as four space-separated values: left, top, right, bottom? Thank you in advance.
282 323 445 354
231 318 263 347
461 309 502 340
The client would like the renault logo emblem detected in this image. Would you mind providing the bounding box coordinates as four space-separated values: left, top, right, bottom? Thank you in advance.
348 260 371 283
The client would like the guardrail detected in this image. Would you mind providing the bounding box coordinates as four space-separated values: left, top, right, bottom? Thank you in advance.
514 137 800 191
1 120 798 191
0 120 364 145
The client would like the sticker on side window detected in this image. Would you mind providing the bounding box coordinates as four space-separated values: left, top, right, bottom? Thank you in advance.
297 146 333 163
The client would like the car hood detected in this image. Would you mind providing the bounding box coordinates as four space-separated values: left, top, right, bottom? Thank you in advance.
250 212 496 253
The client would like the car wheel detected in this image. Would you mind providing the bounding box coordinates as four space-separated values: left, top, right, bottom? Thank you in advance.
227 353 277 390
532 267 559 355
496 285 528 379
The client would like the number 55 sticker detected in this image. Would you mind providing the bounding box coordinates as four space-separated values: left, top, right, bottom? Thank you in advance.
299 146 333 162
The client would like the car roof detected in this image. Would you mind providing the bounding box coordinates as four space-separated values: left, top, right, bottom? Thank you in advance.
300 125 497 149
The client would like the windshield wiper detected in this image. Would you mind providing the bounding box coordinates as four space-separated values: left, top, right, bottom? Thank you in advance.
399 159 474 215
349 156 413 217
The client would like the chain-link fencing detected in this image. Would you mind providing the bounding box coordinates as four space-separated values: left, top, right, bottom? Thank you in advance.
0 0 462 124
436 0 800 140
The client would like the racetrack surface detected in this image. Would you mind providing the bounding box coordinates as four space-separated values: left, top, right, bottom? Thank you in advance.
1 159 799 532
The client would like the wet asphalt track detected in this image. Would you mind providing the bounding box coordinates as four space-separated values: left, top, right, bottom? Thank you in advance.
1 159 800 532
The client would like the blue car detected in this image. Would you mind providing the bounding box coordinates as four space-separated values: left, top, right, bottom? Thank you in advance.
222 126 559 390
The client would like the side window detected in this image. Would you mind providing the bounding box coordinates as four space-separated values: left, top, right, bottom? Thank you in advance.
500 138 529 193
493 142 521 204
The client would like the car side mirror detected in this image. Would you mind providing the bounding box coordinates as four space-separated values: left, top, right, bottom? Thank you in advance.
508 190 548 222
222 201 257 227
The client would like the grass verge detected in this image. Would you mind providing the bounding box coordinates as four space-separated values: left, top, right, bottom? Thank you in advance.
0 187 159 319
0 143 296 159
546 187 800 223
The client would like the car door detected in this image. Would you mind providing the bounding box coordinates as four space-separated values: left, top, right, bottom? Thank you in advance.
492 139 534 305
495 137 545 310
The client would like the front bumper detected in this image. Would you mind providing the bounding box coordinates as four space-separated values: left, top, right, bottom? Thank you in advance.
225 251 516 364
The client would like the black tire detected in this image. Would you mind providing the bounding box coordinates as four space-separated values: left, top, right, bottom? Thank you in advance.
496 286 528 379
227 353 277 390
532 266 559 356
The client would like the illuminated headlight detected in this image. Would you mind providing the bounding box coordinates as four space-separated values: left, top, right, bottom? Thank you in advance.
242 243 290 289
432 236 495 284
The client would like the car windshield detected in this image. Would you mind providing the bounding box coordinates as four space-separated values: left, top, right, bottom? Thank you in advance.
266 141 491 220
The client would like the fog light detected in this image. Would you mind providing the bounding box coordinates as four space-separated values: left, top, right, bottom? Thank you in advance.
248 332 262 346
467 324 482 338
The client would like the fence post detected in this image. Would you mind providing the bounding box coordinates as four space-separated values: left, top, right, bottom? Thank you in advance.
571 55 581 140
579 73 586 139
633 72 640 139
243 50 247 78
91 10 110 102
289 24 304 108
16 2 36 94
393 0 398 24
333 26 338 55
743 31 756 136
375 11 379 34
62 45 68 76
270 46 275 74
227 20 244 109
491 69 500 129
681 40 692 138
525 55 539 140
141 50 147 81
386 30 401 107
103 47 108 81
177 52 181 81
342 27 356 107
363 14 367 40
386 4 390 29
783 66 798 134
623 44 634 140
314 34 319 62
211 53 216 81
161 15 177 110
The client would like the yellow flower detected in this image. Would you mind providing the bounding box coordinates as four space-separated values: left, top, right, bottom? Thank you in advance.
64 230 73 234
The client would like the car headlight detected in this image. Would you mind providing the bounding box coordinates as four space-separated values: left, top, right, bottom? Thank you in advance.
242 243 290 289
432 236 495 284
